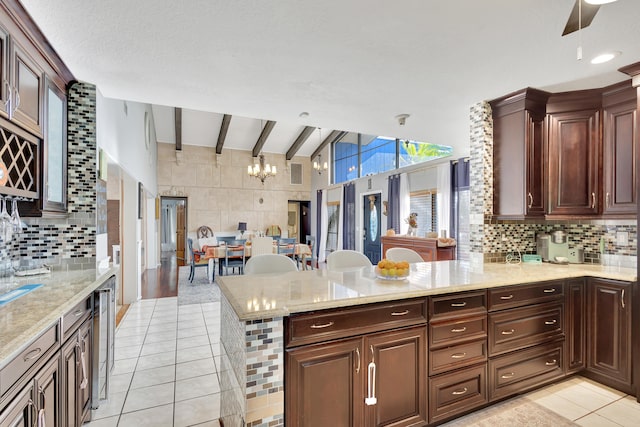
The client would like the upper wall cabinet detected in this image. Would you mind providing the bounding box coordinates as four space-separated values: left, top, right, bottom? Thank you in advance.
490 88 550 219
11 39 43 136
602 82 637 216
42 78 66 212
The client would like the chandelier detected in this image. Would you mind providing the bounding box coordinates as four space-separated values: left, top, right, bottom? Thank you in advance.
248 154 276 184
313 154 328 174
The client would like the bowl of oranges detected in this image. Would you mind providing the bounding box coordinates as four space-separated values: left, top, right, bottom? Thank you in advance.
375 259 410 280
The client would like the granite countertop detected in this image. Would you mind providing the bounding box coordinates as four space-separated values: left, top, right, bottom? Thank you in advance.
0 266 119 370
217 261 637 321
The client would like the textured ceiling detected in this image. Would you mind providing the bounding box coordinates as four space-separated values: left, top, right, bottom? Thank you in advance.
20 0 640 157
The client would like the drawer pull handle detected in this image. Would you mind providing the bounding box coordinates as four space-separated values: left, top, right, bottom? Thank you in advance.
355 347 361 374
24 347 42 361
452 387 468 395
500 294 514 300
545 319 557 325
545 359 557 366
501 329 515 335
450 302 467 307
73 309 84 317
451 352 467 359
391 310 409 316
501 372 515 379
543 288 556 293
451 327 467 333
310 321 334 329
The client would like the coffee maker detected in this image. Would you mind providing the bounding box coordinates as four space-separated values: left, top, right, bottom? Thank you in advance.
537 230 569 262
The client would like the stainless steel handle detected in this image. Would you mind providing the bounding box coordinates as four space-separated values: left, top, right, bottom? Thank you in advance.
28 399 35 427
73 309 84 317
450 302 467 307
310 321 334 329
3 80 10 114
545 359 557 366
501 329 515 335
591 192 596 209
391 310 409 316
621 289 625 309
452 387 468 395
365 345 377 406
451 326 467 333
500 294 514 300
543 288 556 293
79 342 88 390
606 192 611 207
527 192 533 209
355 347 360 374
451 352 467 359
14 88 20 112
24 347 42 361
501 372 515 379
38 386 46 427
545 319 557 325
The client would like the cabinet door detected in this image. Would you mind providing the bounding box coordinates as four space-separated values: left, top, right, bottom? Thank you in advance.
10 41 43 136
61 338 78 427
42 78 67 213
286 338 363 427
34 355 60 427
77 321 92 424
365 327 427 427
566 279 586 373
524 111 546 216
603 100 637 215
587 279 631 388
547 109 600 216
0 382 34 427
0 25 9 119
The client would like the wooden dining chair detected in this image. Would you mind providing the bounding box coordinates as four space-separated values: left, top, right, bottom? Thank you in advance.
197 225 214 238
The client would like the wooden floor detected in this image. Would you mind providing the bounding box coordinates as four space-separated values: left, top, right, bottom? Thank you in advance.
140 251 183 299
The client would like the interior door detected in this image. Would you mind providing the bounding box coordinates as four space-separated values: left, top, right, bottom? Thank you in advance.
363 194 382 265
176 202 186 266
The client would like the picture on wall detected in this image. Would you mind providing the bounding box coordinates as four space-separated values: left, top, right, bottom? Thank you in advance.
138 182 143 219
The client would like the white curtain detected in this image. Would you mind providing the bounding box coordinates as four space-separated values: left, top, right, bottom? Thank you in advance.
399 172 410 234
161 205 176 250
437 163 451 238
318 190 329 263
337 186 344 250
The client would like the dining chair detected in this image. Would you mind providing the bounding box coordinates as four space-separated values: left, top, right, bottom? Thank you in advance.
265 225 282 238
217 236 236 246
187 238 208 282
221 239 246 275
244 254 298 274
197 225 214 238
326 250 372 270
298 235 317 270
251 236 274 256
277 237 296 259
386 247 424 263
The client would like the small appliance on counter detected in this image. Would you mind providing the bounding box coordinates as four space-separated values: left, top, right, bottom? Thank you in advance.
537 230 569 263
568 247 585 264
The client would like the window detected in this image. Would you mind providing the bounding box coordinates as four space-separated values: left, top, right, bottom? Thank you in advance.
326 203 340 253
333 133 452 184
409 190 437 236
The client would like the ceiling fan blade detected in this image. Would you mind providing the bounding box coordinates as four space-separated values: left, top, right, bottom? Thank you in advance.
562 0 601 36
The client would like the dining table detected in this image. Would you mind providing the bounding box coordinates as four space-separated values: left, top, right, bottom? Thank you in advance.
203 241 313 283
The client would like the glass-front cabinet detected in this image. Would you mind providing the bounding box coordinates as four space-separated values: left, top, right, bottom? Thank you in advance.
42 78 66 213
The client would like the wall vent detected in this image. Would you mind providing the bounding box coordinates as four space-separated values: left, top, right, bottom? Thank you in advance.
290 163 303 185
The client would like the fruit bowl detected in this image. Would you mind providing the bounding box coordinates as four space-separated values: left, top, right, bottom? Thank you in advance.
375 260 410 281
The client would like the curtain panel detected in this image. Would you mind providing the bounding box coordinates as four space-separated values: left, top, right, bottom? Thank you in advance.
387 174 401 233
343 182 356 250
450 157 470 242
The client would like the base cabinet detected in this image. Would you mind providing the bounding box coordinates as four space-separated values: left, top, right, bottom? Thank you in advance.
586 278 632 392
286 326 427 427
61 319 92 427
566 279 586 373
0 383 34 427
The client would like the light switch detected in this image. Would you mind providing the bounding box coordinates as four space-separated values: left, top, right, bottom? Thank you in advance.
616 231 629 246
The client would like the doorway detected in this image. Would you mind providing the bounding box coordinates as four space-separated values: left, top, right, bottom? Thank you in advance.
160 197 187 266
288 200 311 243
363 193 382 264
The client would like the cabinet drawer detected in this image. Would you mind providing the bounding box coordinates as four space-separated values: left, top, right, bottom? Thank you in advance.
489 303 564 356
429 291 487 321
430 340 487 375
0 323 58 397
430 315 487 348
61 295 92 342
429 364 487 423
285 299 427 348
489 342 564 401
488 281 564 311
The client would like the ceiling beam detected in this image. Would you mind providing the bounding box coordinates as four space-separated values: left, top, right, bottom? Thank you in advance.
286 126 316 160
174 107 182 150
252 120 277 157
216 114 232 154
310 130 347 160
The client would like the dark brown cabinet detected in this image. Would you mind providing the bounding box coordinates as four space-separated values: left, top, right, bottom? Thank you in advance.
0 382 33 427
586 278 632 392
11 40 43 136
547 104 601 216
490 88 549 219
61 319 92 427
602 83 637 216
566 279 586 373
381 236 455 262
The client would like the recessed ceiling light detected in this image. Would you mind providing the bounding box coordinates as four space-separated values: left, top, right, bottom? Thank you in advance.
585 0 618 5
590 51 621 64
299 112 309 118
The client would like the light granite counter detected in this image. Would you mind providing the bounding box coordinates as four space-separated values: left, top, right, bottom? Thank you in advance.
218 260 637 321
0 266 119 370
216 260 636 427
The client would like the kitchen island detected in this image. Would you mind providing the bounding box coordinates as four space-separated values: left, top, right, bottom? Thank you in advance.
217 260 636 427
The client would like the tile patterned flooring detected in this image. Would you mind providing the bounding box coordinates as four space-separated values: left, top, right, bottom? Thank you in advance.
85 297 640 427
